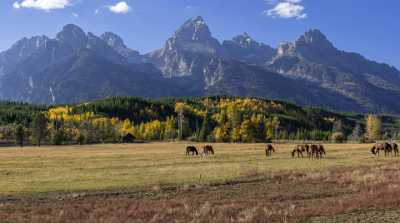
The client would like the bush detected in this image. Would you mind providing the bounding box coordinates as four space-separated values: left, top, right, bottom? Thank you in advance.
331 132 346 143
52 130 66 145
76 133 85 145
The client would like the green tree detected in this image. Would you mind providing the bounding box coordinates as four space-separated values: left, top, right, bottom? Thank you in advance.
52 128 66 145
198 112 212 141
31 113 48 147
76 131 85 145
14 124 25 147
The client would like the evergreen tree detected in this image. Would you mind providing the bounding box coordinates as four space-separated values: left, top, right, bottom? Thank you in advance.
14 124 25 147
198 112 211 141
31 113 48 147
52 128 65 145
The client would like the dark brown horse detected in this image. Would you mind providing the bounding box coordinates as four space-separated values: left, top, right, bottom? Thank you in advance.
265 144 275 157
186 146 199 156
292 145 306 158
384 142 393 156
310 144 318 159
393 143 399 157
203 145 215 155
309 144 326 159
317 144 326 159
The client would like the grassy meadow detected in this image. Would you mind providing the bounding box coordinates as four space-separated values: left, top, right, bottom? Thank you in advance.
0 142 388 195
3 142 400 222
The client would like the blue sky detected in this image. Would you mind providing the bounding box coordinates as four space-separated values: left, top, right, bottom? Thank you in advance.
0 0 399 69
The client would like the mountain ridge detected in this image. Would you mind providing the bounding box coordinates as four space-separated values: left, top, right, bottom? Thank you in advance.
1 16 399 114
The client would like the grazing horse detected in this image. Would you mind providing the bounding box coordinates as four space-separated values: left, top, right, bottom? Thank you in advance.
310 144 319 159
292 145 306 158
308 144 325 159
305 144 311 158
384 142 393 156
392 143 399 157
265 144 275 157
317 144 326 159
371 145 377 156
371 143 386 157
203 145 215 155
186 146 199 156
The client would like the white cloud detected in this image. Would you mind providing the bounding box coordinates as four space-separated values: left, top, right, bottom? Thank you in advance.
13 2 21 9
108 1 131 14
285 0 302 3
71 12 79 18
264 0 307 19
13 0 72 11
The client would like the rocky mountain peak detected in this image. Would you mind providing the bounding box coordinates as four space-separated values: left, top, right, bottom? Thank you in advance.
295 29 334 49
276 42 296 56
56 24 88 50
174 16 212 42
101 32 126 49
231 32 258 48
101 32 141 62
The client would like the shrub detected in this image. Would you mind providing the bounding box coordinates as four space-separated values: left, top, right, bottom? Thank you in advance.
331 132 346 143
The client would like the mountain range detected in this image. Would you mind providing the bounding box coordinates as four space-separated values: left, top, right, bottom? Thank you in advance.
1 16 399 114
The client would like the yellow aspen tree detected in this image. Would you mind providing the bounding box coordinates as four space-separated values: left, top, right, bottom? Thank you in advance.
365 115 381 141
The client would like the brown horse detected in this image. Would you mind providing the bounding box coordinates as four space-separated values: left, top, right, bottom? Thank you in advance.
309 144 325 159
203 145 215 155
265 144 275 157
393 143 399 157
292 145 306 158
186 146 199 156
305 144 311 158
310 144 319 159
317 144 326 159
371 145 377 156
384 142 393 156
371 143 388 157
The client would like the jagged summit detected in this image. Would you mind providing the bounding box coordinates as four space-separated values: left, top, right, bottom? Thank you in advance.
1 17 400 113
56 24 87 50
223 32 276 65
231 32 256 48
101 32 141 62
296 29 334 49
101 32 126 49
174 16 212 42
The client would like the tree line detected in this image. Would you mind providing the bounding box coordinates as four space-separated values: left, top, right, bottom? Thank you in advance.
0 96 399 146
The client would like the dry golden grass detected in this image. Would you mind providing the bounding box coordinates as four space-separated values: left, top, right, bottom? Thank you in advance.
2 142 400 222
0 142 392 196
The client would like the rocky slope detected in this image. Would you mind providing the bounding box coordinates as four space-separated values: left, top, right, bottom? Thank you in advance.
0 16 399 113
